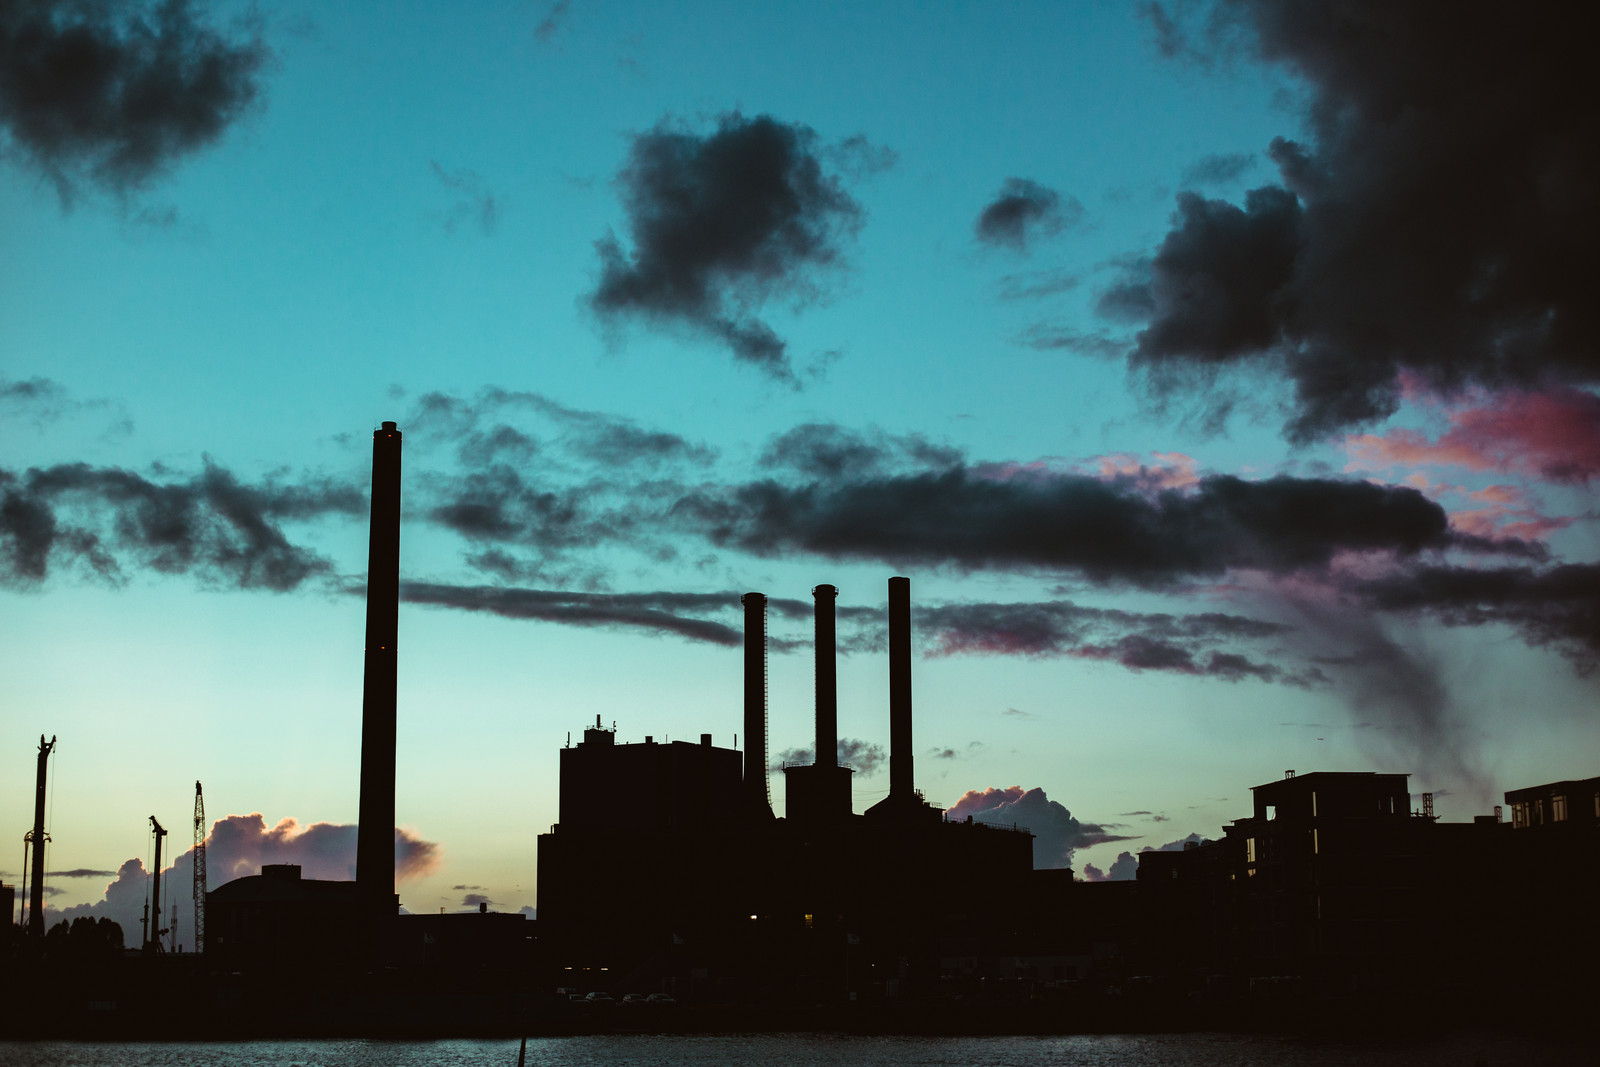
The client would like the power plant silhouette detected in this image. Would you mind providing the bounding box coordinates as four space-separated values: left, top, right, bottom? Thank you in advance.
6 419 1598 1038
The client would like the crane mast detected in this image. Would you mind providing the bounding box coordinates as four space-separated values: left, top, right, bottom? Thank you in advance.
147 816 167 953
193 781 207 954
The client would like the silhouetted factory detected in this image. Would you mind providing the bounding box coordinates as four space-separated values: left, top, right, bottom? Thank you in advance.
536 578 1044 998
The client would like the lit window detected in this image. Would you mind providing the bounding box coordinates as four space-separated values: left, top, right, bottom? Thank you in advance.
1246 838 1257 864
1313 829 1319 854
1552 795 1568 822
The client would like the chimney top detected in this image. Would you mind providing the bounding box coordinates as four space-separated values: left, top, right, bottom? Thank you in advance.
381 421 398 432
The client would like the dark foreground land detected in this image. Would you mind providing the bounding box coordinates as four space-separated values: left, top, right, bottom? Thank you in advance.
2 957 1592 1044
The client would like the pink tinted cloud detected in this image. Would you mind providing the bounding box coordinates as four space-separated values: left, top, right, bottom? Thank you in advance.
1092 451 1200 493
1344 386 1600 483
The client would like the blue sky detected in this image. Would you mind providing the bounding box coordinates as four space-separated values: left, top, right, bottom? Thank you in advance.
3 0 1596 934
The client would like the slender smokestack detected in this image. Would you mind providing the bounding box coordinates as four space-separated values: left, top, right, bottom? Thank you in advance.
741 592 773 818
888 576 913 801
814 585 838 767
357 421 401 922
28 735 55 937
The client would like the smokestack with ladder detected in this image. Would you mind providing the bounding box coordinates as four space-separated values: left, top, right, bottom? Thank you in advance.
741 592 774 821
356 421 403 956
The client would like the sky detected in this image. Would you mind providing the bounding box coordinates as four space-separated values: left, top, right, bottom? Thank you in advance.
2 0 1596 939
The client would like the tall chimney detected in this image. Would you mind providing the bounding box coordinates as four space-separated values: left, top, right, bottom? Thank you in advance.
814 584 838 767
741 592 773 819
27 735 55 937
888 576 913 801
357 421 402 928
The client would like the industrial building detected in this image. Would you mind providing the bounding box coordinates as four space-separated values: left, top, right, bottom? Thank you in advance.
536 578 1040 1001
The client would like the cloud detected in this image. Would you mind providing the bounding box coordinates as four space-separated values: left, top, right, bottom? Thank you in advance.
461 892 492 908
396 582 748 646
1345 562 1600 674
0 0 271 204
772 737 885 776
1343 386 1600 485
2 377 134 436
975 178 1083 251
758 422 961 480
0 460 363 590
945 785 1133 869
1180 152 1256 186
996 268 1081 302
920 598 1320 687
407 387 715 471
1087 830 1211 879
675 465 1474 586
534 0 569 45
48 868 119 878
1082 852 1139 882
589 112 868 382
51 814 441 951
430 160 499 235
1110 2 1599 441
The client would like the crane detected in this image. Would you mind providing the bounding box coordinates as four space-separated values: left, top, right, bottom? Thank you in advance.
22 735 56 937
193 781 207 954
146 816 167 953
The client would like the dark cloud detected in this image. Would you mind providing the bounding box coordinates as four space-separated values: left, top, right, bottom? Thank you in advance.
920 598 1313 686
397 581 747 646
590 112 866 382
773 738 885 776
975 178 1083 251
1180 151 1256 186
1113 2 1600 442
461 892 493 908
946 786 1133 870
1346 562 1600 674
676 466 1472 586
430 160 499 235
0 0 270 203
0 460 362 590
758 423 962 480
49 868 119 878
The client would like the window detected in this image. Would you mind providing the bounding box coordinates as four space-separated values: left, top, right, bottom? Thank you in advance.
1312 792 1318 818
1534 798 1545 825
1246 837 1257 864
1313 828 1320 854
1552 795 1568 822
1512 802 1525 828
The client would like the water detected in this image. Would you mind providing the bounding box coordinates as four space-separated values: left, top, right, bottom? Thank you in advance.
1 1032 1593 1067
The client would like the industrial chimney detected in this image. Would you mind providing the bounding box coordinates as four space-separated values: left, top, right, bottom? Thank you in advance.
356 421 402 941
888 575 913 801
814 584 838 767
783 584 854 822
741 592 773 820
867 576 935 823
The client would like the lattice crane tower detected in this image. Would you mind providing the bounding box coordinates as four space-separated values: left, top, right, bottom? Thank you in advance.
193 781 207 954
